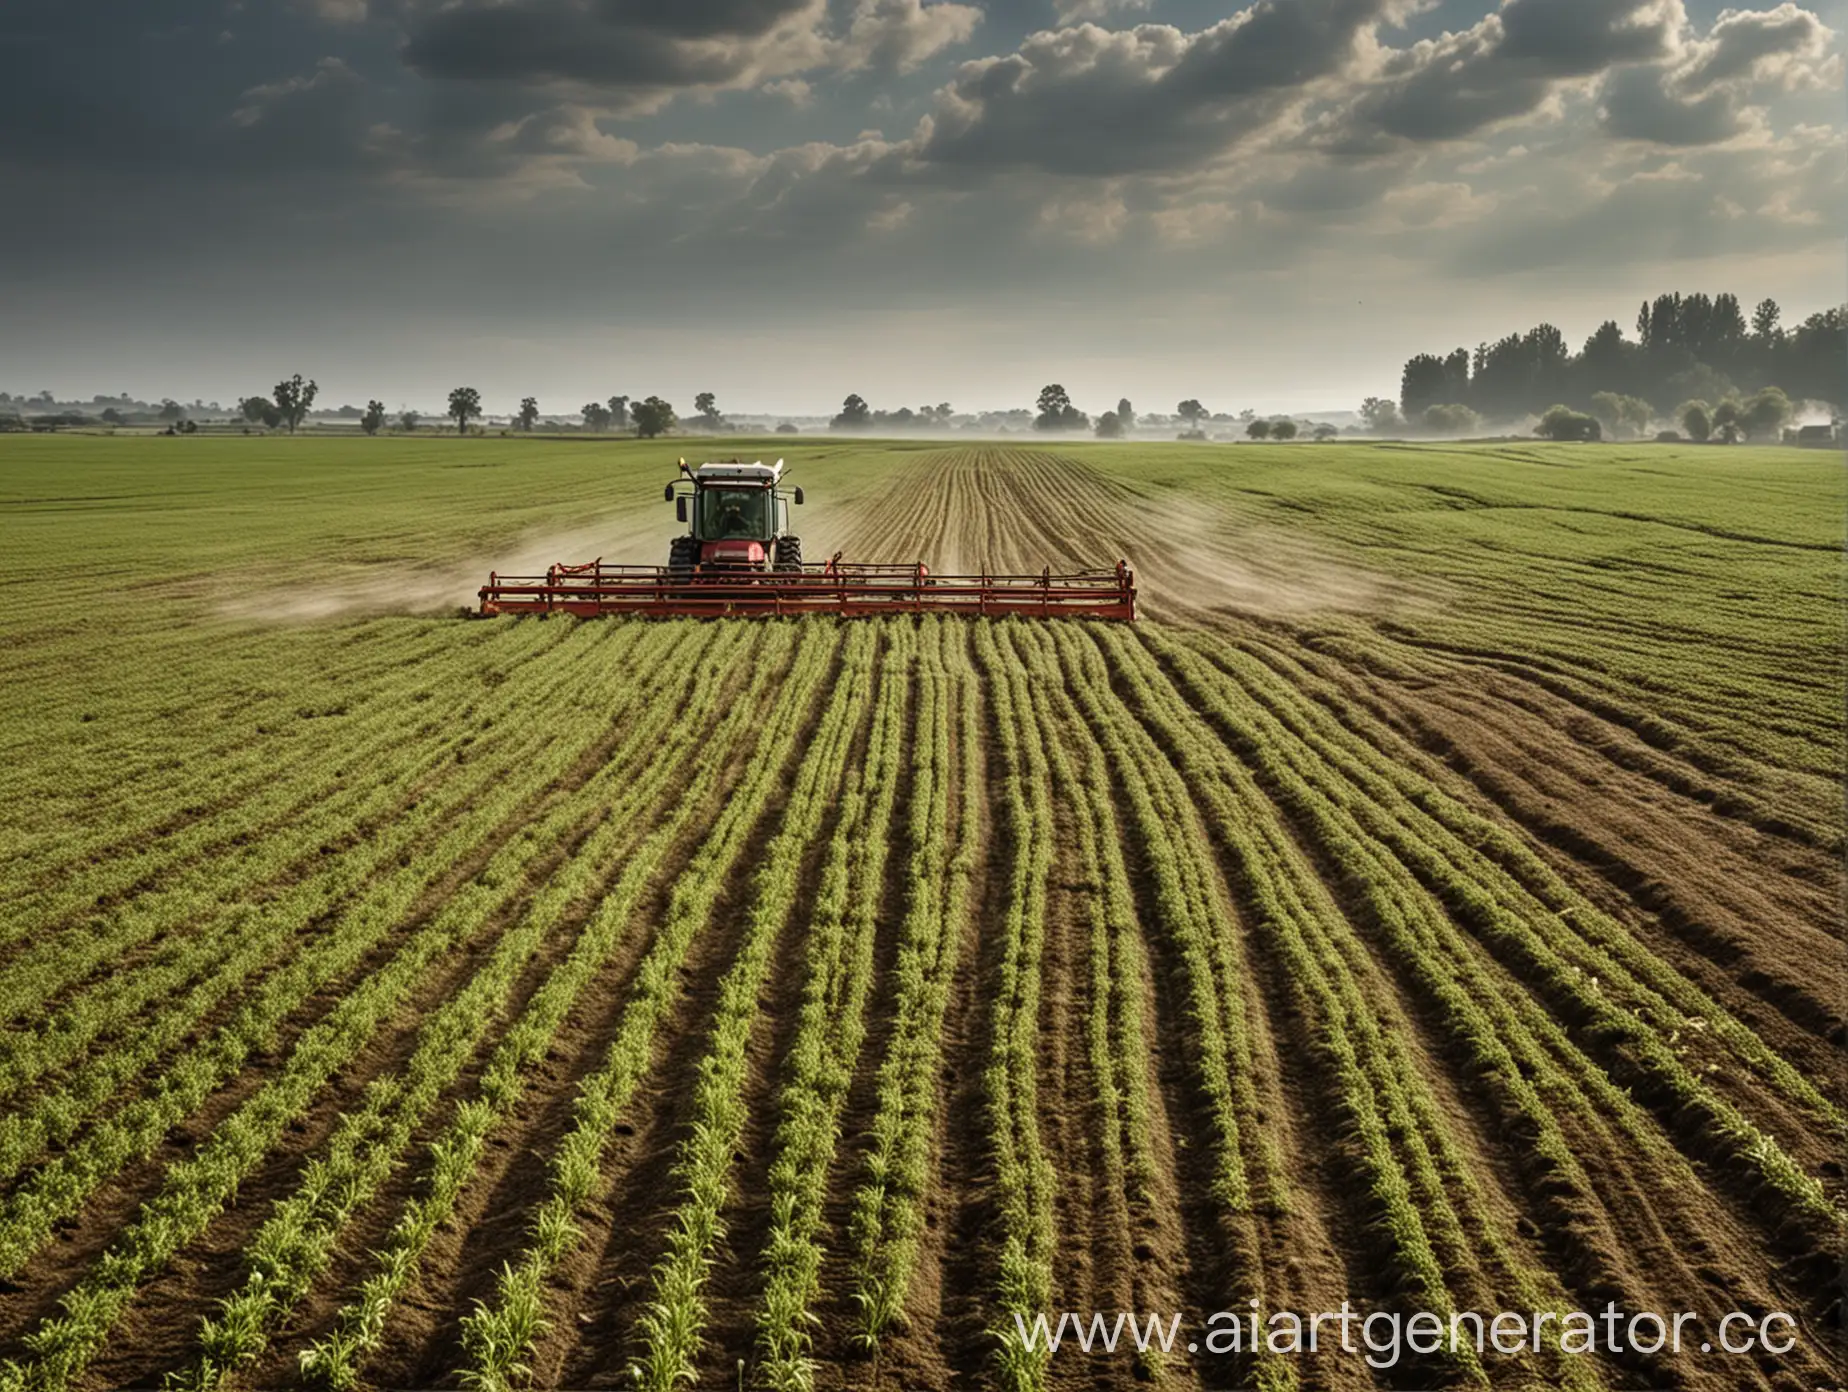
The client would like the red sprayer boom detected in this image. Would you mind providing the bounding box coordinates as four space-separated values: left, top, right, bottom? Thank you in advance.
479 556 1136 620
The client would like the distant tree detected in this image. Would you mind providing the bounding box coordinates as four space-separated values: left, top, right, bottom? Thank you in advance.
100 407 125 426
1589 391 1653 439
1116 398 1135 432
1399 353 1450 419
1711 398 1742 442
1094 411 1124 439
1421 403 1483 436
1034 384 1088 431
518 396 540 432
273 374 318 433
360 400 387 436
608 395 630 430
1313 423 1338 440
776 422 800 434
1270 419 1299 440
694 392 723 430
1665 362 1736 409
448 386 482 435
240 396 271 426
157 399 185 422
832 394 872 430
1677 400 1712 442
631 395 676 438
1245 419 1271 440
581 402 612 431
1238 408 1256 423
399 410 420 433
1741 385 1792 440
1359 396 1403 434
1751 297 1782 343
1176 399 1208 429
1535 405 1601 441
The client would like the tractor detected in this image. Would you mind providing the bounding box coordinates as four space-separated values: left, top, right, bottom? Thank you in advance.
663 457 804 573
478 456 1136 620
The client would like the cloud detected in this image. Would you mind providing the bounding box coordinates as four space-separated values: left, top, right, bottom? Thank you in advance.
762 77 815 104
1319 0 1683 151
400 0 828 98
232 55 360 127
1678 2 1834 91
1447 126 1845 272
1051 0 1153 24
398 0 976 110
836 0 982 74
1599 2 1839 145
301 0 368 23
227 56 382 169
1598 62 1748 143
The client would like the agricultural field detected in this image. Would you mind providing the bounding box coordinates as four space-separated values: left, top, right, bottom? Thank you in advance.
0 434 1841 1392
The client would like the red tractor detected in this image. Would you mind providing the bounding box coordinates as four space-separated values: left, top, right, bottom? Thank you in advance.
664 458 804 573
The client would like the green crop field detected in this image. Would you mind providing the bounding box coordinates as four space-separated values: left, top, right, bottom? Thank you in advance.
0 434 1841 1392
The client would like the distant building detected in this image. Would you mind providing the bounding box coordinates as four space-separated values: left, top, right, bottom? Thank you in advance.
1792 423 1841 448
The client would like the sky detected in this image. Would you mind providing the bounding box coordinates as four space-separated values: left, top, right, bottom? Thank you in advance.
3 0 1844 417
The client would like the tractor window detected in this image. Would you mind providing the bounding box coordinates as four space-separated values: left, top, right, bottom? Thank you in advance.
701 487 768 539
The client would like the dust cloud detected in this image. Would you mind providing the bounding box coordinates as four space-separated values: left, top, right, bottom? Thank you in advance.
1135 509 1396 621
218 512 664 622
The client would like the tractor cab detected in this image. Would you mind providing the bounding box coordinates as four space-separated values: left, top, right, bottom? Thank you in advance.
664 458 805 572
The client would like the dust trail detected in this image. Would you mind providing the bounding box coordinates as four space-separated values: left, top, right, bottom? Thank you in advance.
218 512 664 622
1136 508 1400 621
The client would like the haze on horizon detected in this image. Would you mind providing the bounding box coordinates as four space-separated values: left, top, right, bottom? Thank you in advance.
3 0 1844 418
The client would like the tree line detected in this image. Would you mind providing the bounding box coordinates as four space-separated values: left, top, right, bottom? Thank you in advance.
1398 292 1844 430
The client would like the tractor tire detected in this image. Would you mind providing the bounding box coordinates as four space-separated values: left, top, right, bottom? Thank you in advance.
668 535 699 574
775 536 803 572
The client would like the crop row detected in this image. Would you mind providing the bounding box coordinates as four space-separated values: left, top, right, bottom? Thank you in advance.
1161 629 1843 1235
297 622 817 1391
843 621 982 1348
1079 624 1522 1387
627 623 895 1391
969 622 1058 1392
455 621 849 1392
0 624 704 1236
1008 625 1163 1363
0 619 613 1113
0 624 744 1392
162 621 776 1391
752 623 912 1391
0 618 506 926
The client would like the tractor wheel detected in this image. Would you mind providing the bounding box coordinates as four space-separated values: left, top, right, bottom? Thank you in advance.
776 536 803 572
668 535 699 574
